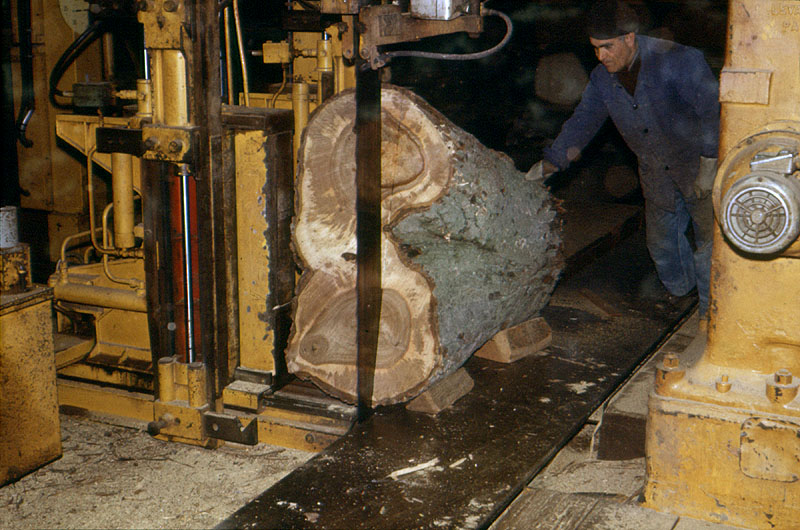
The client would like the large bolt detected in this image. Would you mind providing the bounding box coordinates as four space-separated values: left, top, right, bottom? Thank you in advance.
163 0 178 12
775 369 793 385
766 369 798 404
168 139 183 154
716 374 731 393
662 353 679 369
655 353 685 394
144 136 158 150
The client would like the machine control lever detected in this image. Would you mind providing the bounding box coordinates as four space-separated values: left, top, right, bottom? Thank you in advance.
750 149 796 175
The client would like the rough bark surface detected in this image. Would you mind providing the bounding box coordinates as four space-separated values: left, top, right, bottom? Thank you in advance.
287 85 562 405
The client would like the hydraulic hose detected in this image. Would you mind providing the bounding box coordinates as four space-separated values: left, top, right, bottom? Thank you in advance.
15 0 34 147
49 20 108 109
378 8 512 64
232 0 250 105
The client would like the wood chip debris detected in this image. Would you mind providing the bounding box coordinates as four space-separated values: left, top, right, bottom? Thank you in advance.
449 457 467 469
387 458 440 480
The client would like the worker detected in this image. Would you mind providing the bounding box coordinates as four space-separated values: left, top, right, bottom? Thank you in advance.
528 0 720 324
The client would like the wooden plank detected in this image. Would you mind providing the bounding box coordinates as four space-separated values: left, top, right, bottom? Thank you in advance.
577 498 678 529
475 317 552 363
490 488 597 530
406 367 474 414
595 315 701 460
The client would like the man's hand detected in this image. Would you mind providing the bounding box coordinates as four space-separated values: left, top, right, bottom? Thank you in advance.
694 156 717 199
526 160 557 181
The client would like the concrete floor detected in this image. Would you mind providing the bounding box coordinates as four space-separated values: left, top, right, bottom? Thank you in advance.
1 310 745 529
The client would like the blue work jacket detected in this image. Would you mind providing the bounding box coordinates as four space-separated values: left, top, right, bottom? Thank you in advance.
543 35 720 210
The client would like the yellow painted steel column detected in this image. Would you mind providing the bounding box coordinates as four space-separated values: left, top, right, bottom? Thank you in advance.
235 130 274 373
157 356 177 402
111 153 135 249
149 49 189 127
644 2 800 528
187 362 208 408
137 79 153 119
292 81 309 166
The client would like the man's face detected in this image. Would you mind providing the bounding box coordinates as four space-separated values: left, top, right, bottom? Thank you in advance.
590 33 637 73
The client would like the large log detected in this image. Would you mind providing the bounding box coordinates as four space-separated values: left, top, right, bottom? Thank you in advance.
287 85 562 405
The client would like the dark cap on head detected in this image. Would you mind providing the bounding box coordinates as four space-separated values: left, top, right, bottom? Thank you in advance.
586 0 640 40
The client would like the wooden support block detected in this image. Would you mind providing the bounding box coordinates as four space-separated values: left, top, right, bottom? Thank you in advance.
474 316 552 364
406 368 474 414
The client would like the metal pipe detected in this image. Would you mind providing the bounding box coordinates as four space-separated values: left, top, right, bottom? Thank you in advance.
86 145 141 258
224 7 235 105
102 32 114 81
151 50 163 123
270 65 287 108
317 33 333 104
59 229 96 264
112 152 135 249
179 164 196 362
86 145 114 256
53 282 147 312
157 356 176 402
232 0 250 106
137 78 152 118
187 362 207 407
101 203 144 289
163 50 189 125
292 81 309 167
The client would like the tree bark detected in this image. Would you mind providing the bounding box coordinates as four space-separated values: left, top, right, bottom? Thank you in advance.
287 85 562 405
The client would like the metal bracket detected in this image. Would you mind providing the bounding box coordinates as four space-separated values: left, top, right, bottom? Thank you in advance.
96 127 145 156
357 4 482 68
137 0 187 49
141 125 197 163
750 149 797 175
203 411 259 445
320 0 361 15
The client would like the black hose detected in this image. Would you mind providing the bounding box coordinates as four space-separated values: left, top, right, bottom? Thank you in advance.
378 8 513 64
49 20 108 109
294 0 319 12
15 0 34 147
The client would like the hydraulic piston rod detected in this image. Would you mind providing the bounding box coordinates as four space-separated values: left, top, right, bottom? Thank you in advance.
179 163 195 362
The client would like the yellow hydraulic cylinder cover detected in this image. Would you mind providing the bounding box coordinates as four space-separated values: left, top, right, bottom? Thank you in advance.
1 287 62 485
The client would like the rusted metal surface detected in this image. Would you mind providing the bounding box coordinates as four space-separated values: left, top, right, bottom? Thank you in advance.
1 286 61 485
0 243 31 294
141 159 175 376
356 4 482 68
217 229 694 529
190 0 222 397
227 106 294 381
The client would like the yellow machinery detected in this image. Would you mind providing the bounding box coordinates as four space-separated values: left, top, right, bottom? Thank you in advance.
6 0 495 455
644 0 800 527
46 0 366 451
1 209 61 485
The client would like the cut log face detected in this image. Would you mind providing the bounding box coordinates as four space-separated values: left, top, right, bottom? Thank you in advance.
288 85 563 406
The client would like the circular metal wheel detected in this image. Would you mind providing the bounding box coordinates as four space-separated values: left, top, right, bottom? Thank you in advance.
721 172 800 254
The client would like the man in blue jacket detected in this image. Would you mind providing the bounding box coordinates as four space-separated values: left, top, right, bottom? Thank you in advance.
529 0 720 322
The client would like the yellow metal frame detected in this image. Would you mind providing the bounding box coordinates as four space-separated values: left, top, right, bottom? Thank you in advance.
42 0 356 455
644 2 800 527
1 287 61 485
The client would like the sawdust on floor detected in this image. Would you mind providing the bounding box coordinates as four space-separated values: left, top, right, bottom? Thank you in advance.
1 414 312 529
